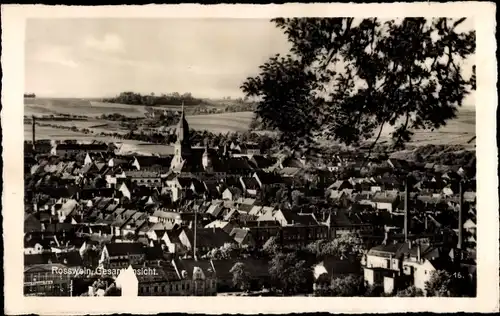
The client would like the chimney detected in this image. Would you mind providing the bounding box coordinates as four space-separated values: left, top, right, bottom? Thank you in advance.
457 180 464 250
32 115 36 151
404 176 409 242
383 231 389 245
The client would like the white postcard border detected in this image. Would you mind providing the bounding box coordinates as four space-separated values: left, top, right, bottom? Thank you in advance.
2 3 498 314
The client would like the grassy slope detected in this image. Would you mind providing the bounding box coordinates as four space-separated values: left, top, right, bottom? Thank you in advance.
24 98 254 154
25 97 475 151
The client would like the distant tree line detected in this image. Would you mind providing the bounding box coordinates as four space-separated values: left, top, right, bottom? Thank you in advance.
102 91 203 106
24 93 36 98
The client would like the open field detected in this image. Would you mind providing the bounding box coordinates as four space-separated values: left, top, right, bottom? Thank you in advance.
24 97 239 118
317 108 476 149
378 108 476 148
25 98 148 117
25 97 475 153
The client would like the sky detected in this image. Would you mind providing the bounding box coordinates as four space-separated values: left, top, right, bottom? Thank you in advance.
25 18 475 105
25 18 291 99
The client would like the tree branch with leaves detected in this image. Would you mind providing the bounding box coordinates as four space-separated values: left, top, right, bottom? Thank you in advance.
241 18 475 152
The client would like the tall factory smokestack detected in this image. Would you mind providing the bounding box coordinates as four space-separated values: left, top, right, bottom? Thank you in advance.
404 176 409 242
458 180 464 250
32 115 36 151
193 208 198 261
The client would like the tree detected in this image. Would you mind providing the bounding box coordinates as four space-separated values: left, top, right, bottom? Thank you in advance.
424 270 468 297
396 285 424 297
206 243 239 260
241 18 475 151
306 232 366 259
269 252 313 295
262 236 280 256
230 262 251 291
329 274 365 296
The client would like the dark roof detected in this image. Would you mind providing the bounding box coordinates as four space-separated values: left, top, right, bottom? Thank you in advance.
241 177 260 190
250 155 276 169
37 186 78 199
229 228 253 244
134 155 173 169
80 188 115 199
190 179 206 193
105 242 145 257
183 228 235 248
144 245 165 261
24 251 83 267
42 222 76 233
388 158 411 170
368 242 445 261
371 191 399 203
281 157 304 168
255 171 284 185
225 157 254 173
176 177 194 188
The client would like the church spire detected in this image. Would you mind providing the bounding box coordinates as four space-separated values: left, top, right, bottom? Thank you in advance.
176 101 190 144
171 100 192 171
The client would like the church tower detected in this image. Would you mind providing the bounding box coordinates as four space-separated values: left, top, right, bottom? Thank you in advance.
171 102 191 169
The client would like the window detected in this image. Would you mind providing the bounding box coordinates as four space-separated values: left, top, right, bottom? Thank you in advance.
170 284 173 291
182 284 185 290
186 283 190 290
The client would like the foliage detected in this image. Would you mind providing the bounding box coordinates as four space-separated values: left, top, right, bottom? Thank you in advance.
103 91 202 106
396 285 424 297
262 236 280 256
329 274 365 296
306 233 366 258
424 269 471 297
269 251 313 295
230 262 251 291
364 284 385 297
206 243 240 260
242 18 476 150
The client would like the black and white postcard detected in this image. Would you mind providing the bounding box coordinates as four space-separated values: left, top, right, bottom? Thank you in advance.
2 3 498 314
